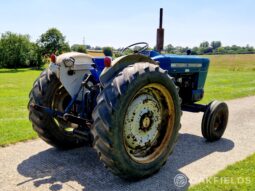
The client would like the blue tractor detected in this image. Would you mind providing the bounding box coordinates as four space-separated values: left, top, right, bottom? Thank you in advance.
28 9 229 179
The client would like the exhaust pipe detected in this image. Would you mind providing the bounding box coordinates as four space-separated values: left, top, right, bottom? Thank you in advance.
156 8 164 53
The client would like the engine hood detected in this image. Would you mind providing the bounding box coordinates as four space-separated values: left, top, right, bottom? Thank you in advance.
152 54 210 72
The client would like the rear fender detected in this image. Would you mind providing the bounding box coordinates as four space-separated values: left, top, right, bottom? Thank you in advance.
100 54 157 87
49 52 94 100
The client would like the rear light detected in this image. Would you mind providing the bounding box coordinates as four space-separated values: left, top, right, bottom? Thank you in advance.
104 57 112 67
50 54 56 63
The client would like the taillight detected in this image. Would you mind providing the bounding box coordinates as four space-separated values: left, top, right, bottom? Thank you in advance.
104 57 112 67
50 54 56 63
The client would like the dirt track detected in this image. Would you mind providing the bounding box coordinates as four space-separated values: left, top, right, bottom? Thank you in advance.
0 96 255 191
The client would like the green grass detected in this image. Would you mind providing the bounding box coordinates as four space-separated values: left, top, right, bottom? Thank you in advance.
189 54 255 190
189 153 255 191
0 68 41 146
202 70 255 103
201 54 255 103
0 54 255 146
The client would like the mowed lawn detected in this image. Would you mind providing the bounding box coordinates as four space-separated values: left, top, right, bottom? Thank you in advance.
0 69 41 146
189 153 255 191
202 54 255 103
0 54 255 146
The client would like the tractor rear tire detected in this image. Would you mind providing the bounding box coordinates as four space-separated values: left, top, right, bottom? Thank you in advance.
28 69 92 149
92 63 181 179
201 101 229 142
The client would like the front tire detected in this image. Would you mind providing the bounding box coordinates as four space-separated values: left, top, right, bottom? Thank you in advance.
92 63 181 179
201 101 229 142
28 69 92 149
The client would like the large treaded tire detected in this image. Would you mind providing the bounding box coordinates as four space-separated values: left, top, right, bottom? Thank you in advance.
28 69 91 149
92 63 181 179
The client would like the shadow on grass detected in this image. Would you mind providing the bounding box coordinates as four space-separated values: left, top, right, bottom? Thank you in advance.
17 133 234 191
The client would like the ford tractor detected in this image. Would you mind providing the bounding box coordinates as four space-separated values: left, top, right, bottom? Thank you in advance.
28 9 229 179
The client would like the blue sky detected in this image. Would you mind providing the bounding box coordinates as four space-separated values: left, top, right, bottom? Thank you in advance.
0 0 254 48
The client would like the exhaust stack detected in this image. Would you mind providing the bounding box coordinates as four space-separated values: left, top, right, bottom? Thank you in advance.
156 8 164 53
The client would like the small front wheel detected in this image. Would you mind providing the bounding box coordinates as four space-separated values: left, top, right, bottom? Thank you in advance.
202 101 229 142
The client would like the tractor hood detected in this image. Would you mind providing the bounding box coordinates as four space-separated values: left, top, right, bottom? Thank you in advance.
152 54 210 73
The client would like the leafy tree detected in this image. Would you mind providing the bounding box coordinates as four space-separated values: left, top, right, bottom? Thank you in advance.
103 47 113 56
85 45 91 49
0 32 43 68
211 41 222 50
191 47 199 55
215 47 226 54
200 41 209 48
94 46 102 50
37 28 70 56
71 44 87 53
203 47 213 54
27 43 44 68
245 45 254 53
165 44 174 53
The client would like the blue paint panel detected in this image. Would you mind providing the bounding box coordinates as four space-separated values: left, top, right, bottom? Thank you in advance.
152 54 209 87
89 69 100 82
152 54 209 72
92 57 106 82
93 57 105 72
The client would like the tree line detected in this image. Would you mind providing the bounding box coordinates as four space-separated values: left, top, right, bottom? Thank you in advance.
163 41 255 55
0 28 113 69
0 28 70 68
0 28 254 69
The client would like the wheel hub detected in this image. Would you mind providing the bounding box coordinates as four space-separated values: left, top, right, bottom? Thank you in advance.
123 84 175 163
140 113 153 131
142 116 151 129
124 94 161 150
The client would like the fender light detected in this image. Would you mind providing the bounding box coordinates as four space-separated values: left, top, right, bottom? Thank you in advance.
50 54 57 63
63 57 75 67
104 57 112 67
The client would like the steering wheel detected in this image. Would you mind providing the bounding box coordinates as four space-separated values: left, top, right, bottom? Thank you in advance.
121 42 149 54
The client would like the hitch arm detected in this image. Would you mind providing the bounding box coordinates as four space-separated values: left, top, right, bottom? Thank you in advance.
30 103 92 129
30 103 63 117
63 113 92 128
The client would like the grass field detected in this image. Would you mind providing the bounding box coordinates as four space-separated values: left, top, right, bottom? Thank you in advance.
0 54 255 146
189 153 255 191
202 54 255 103
0 69 41 146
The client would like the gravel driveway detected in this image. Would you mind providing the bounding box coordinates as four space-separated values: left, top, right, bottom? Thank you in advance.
0 96 254 191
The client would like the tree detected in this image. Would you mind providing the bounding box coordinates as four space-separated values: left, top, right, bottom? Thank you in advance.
0 32 43 68
94 46 102 50
245 45 255 54
211 41 222 50
215 47 226 54
29 43 44 68
37 28 70 56
71 44 87 53
191 47 199 55
103 47 113 56
165 44 174 53
85 45 91 50
200 41 209 48
203 47 213 54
